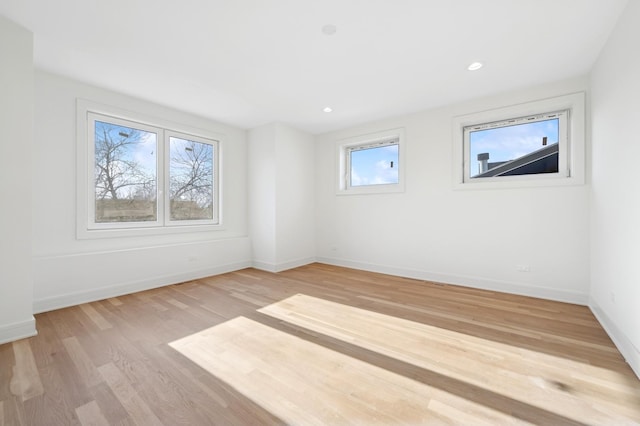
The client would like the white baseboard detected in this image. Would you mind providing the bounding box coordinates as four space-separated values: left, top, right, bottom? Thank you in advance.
252 257 316 273
0 317 37 345
589 298 640 379
33 261 251 314
316 256 588 305
251 260 277 272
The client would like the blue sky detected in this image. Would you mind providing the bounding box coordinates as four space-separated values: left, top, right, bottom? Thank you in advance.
168 136 214 202
469 118 559 177
350 144 399 186
95 121 157 174
94 121 157 201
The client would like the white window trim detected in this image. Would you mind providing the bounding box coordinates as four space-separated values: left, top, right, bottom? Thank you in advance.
336 128 406 195
452 92 585 190
77 99 225 239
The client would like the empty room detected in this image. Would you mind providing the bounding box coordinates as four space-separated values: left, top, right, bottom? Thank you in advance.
1 0 639 424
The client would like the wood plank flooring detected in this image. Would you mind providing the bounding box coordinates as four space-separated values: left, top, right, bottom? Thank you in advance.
1 263 639 425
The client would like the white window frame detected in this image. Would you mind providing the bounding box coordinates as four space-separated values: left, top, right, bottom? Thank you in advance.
336 128 406 195
452 92 585 190
87 112 164 230
464 109 569 182
77 99 223 239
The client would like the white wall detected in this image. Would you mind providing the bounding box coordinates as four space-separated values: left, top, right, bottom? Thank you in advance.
590 0 640 377
274 124 316 268
248 124 277 266
315 77 591 304
0 15 36 344
32 71 251 312
249 123 315 271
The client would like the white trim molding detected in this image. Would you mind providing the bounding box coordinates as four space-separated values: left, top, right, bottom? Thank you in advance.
252 257 316 273
33 237 252 313
589 298 640 379
34 260 251 314
0 317 37 345
316 257 588 305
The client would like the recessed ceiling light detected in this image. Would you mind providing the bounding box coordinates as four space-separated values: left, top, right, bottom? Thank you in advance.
323 107 333 113
468 62 483 71
321 24 337 36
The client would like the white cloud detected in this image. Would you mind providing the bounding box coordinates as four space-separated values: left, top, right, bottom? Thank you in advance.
371 160 398 184
351 169 367 186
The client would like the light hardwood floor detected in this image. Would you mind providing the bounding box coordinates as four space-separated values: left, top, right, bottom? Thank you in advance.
1 263 639 425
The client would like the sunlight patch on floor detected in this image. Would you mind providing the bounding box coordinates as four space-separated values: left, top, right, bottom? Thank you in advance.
170 294 640 424
170 316 530 425
259 294 640 424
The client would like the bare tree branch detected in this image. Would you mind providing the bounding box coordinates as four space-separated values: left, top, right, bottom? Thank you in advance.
94 123 155 201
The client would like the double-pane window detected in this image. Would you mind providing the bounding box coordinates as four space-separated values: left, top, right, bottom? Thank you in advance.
87 112 219 231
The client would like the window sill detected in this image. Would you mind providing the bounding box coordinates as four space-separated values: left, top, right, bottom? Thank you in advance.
453 173 583 191
336 183 405 196
77 223 226 240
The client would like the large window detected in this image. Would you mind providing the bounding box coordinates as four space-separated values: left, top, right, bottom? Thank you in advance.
77 100 221 238
453 92 585 189
337 128 405 195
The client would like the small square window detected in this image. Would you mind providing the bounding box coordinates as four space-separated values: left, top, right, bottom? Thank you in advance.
337 128 405 195
348 141 399 187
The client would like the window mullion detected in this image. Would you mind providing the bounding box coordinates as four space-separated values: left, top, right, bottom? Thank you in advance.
158 129 167 226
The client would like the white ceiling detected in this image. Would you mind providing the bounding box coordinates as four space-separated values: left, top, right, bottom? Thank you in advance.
0 0 628 134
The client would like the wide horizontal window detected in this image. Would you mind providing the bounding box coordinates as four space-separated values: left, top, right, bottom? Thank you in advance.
466 111 567 180
452 92 585 189
77 100 222 238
